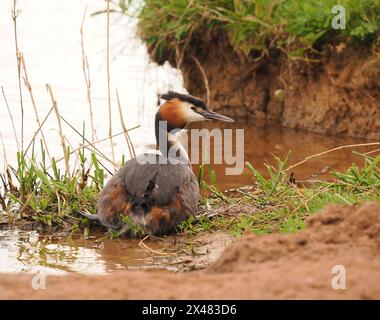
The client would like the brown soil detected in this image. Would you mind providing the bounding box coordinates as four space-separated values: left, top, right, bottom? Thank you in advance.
1 201 380 299
158 29 380 139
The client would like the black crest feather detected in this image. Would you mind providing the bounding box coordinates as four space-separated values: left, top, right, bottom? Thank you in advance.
160 91 208 110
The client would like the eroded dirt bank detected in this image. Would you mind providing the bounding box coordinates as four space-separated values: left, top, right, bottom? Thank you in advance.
1 201 380 299
158 30 380 139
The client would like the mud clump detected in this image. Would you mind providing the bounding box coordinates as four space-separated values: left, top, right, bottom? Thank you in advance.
1 202 380 299
209 202 380 274
159 29 380 139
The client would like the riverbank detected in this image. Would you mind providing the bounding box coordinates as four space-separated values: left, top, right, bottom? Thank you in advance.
127 0 380 139
2 201 380 299
176 40 380 139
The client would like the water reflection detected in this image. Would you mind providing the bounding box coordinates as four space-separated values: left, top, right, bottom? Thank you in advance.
0 229 105 274
0 227 230 275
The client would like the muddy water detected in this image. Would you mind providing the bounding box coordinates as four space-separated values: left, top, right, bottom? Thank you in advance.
190 121 373 190
0 227 232 274
0 0 375 276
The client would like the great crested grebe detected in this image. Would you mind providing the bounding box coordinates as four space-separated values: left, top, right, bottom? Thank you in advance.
81 91 234 235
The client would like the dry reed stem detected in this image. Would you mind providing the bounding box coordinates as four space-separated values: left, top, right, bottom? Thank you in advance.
18 191 35 217
11 0 24 150
116 89 136 158
0 175 7 208
46 84 70 177
138 236 173 256
24 106 54 156
82 146 113 176
80 7 95 148
364 148 380 156
59 115 118 172
62 135 80 175
50 125 139 168
192 56 210 105
286 142 380 172
1 87 20 152
20 54 52 161
106 0 116 170
0 133 9 172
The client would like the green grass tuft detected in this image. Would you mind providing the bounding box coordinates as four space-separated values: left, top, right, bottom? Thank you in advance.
0 138 106 232
179 152 380 237
109 0 380 60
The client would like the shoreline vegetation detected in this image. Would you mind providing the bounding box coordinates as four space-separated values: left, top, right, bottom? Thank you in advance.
109 0 380 61
0 1 379 245
107 1 380 141
1 143 379 239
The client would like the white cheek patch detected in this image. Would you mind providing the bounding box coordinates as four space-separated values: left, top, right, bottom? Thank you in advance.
180 102 208 122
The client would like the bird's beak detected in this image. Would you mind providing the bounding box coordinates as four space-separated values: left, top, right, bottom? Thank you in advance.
201 109 234 122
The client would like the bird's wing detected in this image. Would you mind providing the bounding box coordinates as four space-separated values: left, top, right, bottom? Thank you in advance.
119 153 197 206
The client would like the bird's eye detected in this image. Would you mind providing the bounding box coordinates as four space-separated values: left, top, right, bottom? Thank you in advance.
191 106 196 111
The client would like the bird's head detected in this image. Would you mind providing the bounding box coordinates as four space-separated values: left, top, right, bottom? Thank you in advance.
157 91 234 130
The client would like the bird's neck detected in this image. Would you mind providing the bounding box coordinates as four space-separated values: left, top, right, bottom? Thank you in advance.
154 114 189 162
